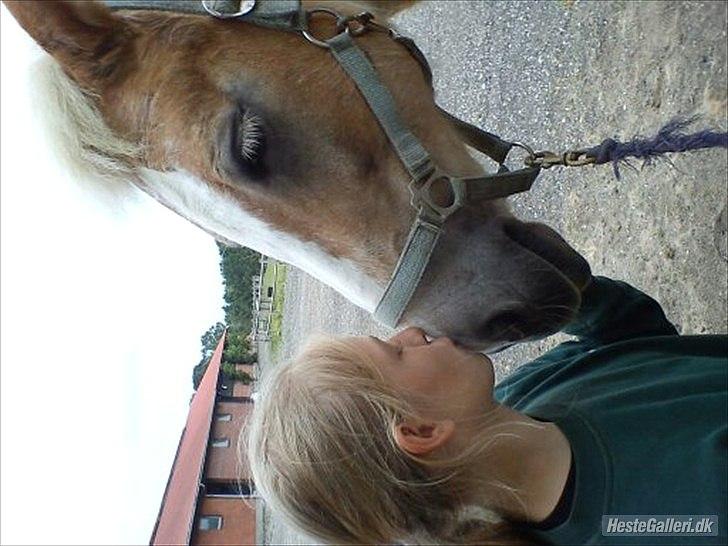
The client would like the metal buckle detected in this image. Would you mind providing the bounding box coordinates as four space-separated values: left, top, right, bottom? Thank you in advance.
201 0 256 19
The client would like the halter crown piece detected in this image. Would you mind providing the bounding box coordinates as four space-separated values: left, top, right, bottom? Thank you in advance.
102 0 542 328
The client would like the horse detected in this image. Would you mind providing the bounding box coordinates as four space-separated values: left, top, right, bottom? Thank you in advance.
3 0 591 351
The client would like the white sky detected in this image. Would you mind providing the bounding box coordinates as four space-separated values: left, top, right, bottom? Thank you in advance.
1 7 226 545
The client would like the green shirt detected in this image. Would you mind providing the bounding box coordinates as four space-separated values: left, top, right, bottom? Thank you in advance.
494 277 727 545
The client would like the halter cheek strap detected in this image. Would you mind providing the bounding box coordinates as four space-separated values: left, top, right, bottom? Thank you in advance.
102 0 542 328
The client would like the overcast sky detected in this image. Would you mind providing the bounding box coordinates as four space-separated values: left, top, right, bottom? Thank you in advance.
1 7 226 544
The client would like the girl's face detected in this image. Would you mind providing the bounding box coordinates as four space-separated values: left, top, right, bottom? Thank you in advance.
358 327 497 422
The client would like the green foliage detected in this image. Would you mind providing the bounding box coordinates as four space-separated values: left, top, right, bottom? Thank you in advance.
269 265 288 356
217 243 261 334
224 331 257 364
192 244 262 389
192 361 207 390
193 326 258 389
201 322 226 360
192 322 226 389
222 362 254 384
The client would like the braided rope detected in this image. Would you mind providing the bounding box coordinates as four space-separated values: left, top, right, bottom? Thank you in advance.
582 116 728 179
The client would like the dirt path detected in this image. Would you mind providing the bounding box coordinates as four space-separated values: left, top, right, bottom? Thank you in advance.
260 2 727 543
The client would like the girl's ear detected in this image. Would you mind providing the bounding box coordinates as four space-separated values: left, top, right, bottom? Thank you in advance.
393 419 455 456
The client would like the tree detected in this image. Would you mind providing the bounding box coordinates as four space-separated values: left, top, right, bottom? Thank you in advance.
222 362 254 384
224 331 256 364
200 322 226 360
192 244 263 389
192 322 226 389
217 243 261 333
192 360 208 390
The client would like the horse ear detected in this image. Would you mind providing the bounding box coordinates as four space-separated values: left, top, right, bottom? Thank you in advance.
347 0 419 19
2 0 133 91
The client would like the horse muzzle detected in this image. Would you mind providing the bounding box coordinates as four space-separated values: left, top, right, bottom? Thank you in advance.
401 213 592 351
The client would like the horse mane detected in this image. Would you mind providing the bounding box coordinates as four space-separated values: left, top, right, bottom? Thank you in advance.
29 55 250 248
31 56 143 204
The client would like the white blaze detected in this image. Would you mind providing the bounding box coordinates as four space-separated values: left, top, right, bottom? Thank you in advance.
138 168 384 312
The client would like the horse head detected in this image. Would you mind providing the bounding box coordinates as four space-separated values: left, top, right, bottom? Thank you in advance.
4 0 591 351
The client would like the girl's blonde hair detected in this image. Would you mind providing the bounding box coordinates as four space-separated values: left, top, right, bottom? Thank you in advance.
244 336 540 545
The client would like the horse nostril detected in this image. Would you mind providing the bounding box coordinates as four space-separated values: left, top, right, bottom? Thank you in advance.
491 310 528 326
477 309 531 342
500 217 592 290
501 218 556 262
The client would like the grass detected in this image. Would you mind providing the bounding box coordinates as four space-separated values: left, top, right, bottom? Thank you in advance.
268 263 287 356
261 257 277 292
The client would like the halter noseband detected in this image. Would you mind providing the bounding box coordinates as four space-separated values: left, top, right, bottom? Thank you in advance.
103 0 542 328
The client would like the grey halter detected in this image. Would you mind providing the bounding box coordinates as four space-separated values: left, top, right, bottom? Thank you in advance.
103 0 542 328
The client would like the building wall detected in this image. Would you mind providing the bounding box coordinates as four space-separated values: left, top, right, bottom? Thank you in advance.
207 400 254 481
233 382 252 397
192 496 257 546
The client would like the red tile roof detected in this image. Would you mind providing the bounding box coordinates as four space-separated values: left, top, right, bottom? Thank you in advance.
150 332 226 545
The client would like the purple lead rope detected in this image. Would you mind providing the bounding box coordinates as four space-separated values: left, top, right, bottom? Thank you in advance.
581 117 728 179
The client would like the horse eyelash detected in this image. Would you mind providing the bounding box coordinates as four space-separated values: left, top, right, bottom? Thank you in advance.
238 110 263 161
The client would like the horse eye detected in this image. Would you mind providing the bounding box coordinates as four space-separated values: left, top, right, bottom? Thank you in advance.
227 108 267 181
236 109 264 162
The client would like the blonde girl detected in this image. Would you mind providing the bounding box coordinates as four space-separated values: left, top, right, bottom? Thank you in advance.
246 277 727 545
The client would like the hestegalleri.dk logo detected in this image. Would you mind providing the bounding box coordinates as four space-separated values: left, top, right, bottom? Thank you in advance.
602 515 719 536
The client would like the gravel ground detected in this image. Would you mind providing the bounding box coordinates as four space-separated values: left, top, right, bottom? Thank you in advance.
260 1 727 543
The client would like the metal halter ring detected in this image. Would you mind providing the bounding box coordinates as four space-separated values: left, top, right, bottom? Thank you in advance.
510 141 537 162
301 7 343 48
201 0 256 19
